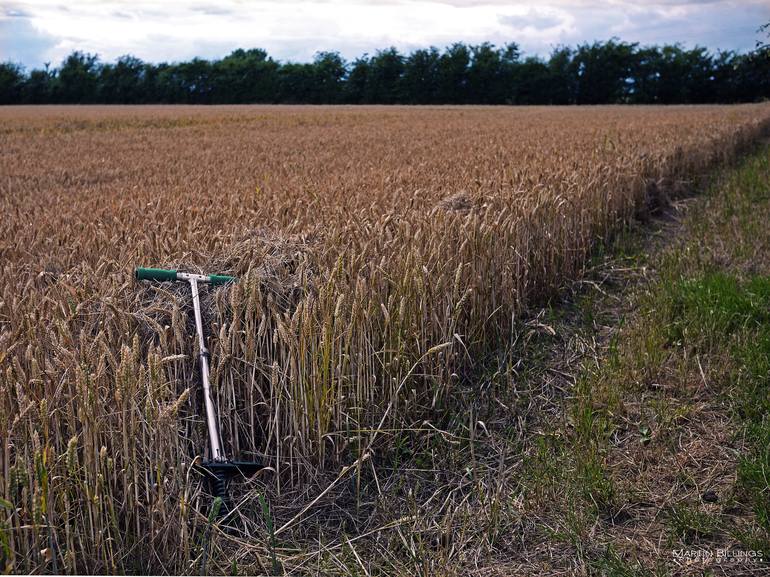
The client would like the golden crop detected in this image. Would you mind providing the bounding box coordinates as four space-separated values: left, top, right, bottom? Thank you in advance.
1 104 769 573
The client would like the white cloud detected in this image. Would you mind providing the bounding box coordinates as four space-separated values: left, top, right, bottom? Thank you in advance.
1 0 768 68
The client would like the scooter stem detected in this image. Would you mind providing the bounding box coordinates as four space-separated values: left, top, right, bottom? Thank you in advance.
189 277 225 462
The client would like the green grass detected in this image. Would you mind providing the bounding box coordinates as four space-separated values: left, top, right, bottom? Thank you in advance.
591 546 660 577
653 243 770 543
522 143 770 571
666 503 720 544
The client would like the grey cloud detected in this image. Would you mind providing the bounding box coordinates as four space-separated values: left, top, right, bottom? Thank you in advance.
0 17 59 68
2 0 766 69
490 1 767 57
379 0 749 6
571 2 768 52
499 12 562 31
3 8 31 18
193 5 235 16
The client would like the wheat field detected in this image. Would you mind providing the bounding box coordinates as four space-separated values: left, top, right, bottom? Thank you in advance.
1 104 770 573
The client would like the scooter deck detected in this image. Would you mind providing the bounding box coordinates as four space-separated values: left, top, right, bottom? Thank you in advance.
198 459 264 498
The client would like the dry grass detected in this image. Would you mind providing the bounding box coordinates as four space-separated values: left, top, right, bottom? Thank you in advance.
1 105 770 574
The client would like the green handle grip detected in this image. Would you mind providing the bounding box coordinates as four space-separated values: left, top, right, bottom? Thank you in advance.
209 274 236 286
135 267 178 282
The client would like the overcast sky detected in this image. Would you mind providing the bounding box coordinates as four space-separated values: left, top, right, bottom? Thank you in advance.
1 0 769 69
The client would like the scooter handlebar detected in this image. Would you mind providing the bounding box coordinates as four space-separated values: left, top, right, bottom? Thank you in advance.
208 274 236 286
135 267 178 282
135 267 236 285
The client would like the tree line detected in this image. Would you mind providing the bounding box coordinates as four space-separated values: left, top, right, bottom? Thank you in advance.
1 38 769 106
